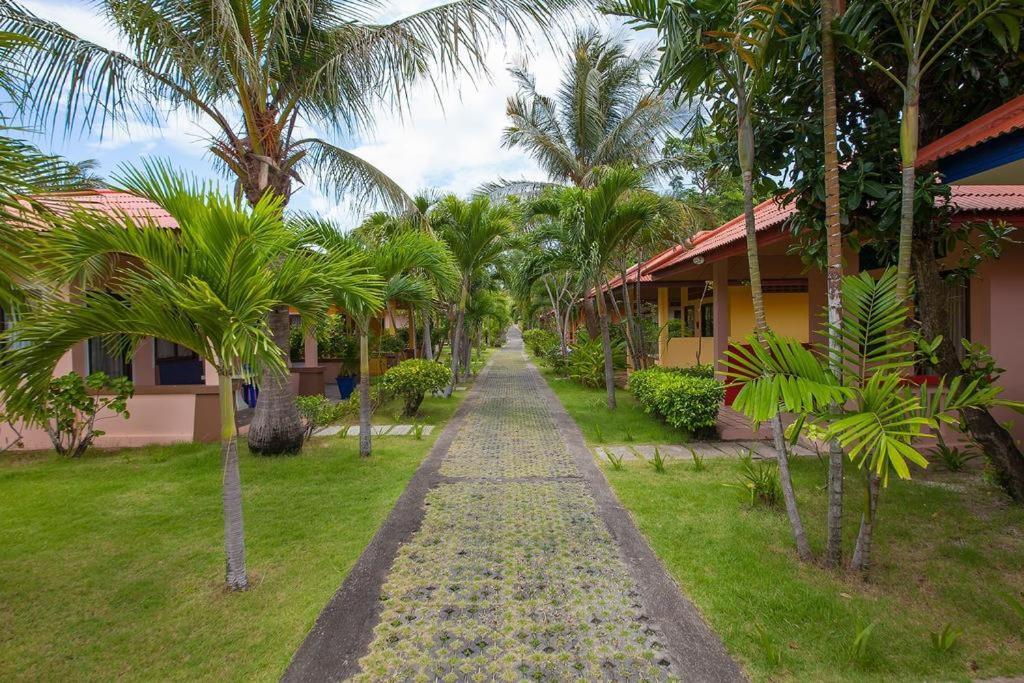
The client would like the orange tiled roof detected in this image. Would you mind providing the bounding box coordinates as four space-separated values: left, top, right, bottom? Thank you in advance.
19 189 178 230
918 94 1024 166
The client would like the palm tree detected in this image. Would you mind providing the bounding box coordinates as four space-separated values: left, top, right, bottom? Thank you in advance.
432 195 519 396
308 222 457 457
0 0 580 454
491 27 682 197
0 162 379 590
531 166 683 409
604 0 813 561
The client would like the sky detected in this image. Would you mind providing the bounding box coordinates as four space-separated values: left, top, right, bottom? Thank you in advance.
14 0 635 228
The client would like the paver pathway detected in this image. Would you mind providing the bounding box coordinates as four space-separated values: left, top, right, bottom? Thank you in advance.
285 330 743 682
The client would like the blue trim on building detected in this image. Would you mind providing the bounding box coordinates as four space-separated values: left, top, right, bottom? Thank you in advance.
938 128 1024 182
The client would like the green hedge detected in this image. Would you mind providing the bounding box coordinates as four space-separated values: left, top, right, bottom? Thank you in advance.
628 367 724 435
378 359 452 417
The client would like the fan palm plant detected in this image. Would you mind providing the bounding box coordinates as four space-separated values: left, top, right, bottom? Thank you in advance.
0 162 380 590
724 268 1021 573
307 221 457 457
492 27 682 197
531 166 685 409
432 195 519 396
0 0 579 454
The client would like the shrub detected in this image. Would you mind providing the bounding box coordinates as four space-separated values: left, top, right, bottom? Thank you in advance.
628 367 724 435
731 453 782 508
522 328 558 356
568 333 625 388
377 359 452 417
41 372 134 457
377 330 408 354
541 344 570 376
296 395 353 439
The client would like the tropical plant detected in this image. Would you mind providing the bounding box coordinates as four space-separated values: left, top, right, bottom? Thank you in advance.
0 0 578 455
730 453 782 508
432 195 518 395
295 394 350 440
307 220 456 457
650 445 667 473
725 268 1022 572
37 372 133 457
567 331 625 389
606 0 813 562
0 163 378 590
378 359 452 417
523 328 559 356
493 28 682 196
930 623 962 653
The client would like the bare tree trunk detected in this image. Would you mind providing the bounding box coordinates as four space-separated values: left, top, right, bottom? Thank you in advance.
422 311 434 361
849 471 880 574
219 373 248 590
582 297 599 337
247 306 303 455
358 328 371 457
621 265 643 370
595 281 617 409
821 0 845 568
445 282 468 398
737 76 812 562
408 306 417 359
895 59 921 302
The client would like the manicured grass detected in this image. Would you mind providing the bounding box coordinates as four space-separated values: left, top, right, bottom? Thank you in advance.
540 366 1024 681
536 364 684 445
0 390 468 681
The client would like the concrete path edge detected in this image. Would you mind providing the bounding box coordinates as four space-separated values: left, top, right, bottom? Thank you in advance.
281 358 497 683
527 355 747 683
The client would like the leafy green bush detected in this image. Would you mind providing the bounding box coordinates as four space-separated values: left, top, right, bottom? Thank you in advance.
288 315 358 371
377 359 452 416
541 344 570 376
568 333 625 388
42 372 134 457
628 367 724 435
295 395 353 439
522 328 558 356
377 329 408 354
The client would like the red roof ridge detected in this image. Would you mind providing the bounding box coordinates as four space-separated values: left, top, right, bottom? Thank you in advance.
919 94 1024 166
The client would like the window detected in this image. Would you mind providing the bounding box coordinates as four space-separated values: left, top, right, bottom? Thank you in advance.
155 339 198 362
700 303 714 337
683 305 695 337
87 337 132 379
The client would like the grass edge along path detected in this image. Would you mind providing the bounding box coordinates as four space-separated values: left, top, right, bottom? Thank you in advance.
538 365 1024 682
0 379 476 682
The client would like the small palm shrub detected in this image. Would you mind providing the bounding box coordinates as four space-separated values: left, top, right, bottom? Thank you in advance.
522 328 558 356
628 367 724 435
41 372 133 457
378 359 452 417
731 453 781 508
568 333 625 388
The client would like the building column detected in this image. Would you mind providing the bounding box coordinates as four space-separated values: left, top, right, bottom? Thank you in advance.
132 337 157 386
679 286 689 336
657 286 669 364
203 359 218 386
303 326 319 367
713 259 731 377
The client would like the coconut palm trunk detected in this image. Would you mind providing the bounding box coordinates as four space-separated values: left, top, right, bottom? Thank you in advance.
422 311 434 360
247 305 304 454
446 282 468 397
736 74 812 562
894 59 921 302
219 373 248 590
358 325 372 457
595 279 617 409
849 471 880 573
821 0 845 568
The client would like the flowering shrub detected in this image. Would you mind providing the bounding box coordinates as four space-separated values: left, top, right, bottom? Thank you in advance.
378 359 452 416
628 367 723 436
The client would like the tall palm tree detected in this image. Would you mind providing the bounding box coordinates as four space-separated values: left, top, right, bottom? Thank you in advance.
308 222 457 457
0 162 379 590
605 0 813 561
0 0 579 454
432 195 519 396
491 27 682 196
531 166 683 409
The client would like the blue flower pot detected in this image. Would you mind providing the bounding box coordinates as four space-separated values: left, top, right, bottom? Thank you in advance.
336 374 358 400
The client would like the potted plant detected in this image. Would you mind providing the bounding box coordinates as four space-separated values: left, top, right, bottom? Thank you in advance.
334 334 359 399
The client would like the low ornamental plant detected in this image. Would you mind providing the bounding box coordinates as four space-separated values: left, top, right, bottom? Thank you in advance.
41 372 134 458
628 367 724 435
378 359 452 417
295 394 352 439
522 328 558 357
568 332 625 388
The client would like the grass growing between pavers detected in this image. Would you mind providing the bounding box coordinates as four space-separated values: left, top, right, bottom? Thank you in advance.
537 367 1024 681
0 390 468 682
536 365 683 445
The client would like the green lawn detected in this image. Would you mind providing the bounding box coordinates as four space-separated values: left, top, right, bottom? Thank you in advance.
0 389 467 682
541 368 1024 681
536 365 684 444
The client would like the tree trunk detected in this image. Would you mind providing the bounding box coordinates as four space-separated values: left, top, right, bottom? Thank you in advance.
737 78 812 562
358 328 372 457
247 305 304 455
849 471 880 574
446 282 468 398
895 59 921 302
422 311 434 361
595 281 617 409
582 296 600 338
912 234 1024 500
821 0 845 568
408 306 417 359
621 265 643 370
219 373 248 591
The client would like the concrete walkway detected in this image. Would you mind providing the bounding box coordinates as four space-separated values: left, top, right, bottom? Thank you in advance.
284 330 743 682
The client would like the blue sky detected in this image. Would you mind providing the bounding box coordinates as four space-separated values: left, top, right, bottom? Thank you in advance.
13 0 632 227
